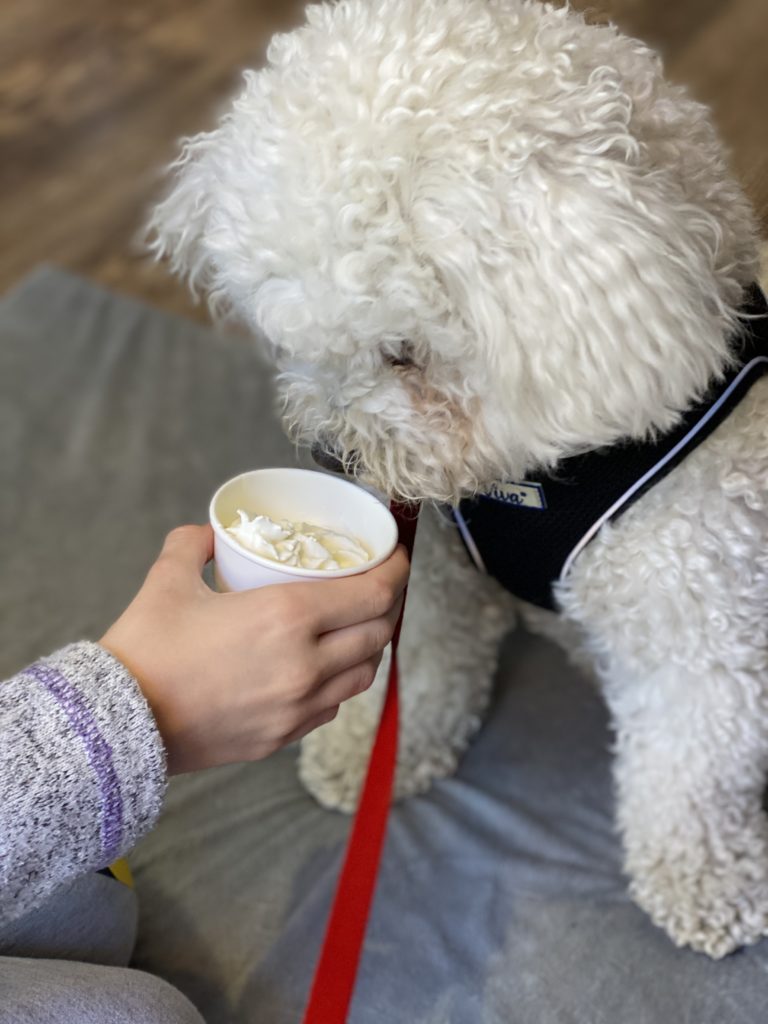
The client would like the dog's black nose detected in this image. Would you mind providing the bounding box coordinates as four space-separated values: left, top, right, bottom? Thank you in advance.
311 443 347 475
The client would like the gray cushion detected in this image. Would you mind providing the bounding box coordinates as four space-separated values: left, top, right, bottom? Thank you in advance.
2 266 766 1023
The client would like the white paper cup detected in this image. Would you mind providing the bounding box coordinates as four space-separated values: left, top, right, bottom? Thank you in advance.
209 468 398 592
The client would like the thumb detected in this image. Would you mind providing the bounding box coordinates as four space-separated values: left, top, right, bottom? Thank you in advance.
155 524 214 581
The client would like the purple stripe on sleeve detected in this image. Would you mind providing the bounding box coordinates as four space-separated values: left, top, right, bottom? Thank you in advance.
25 662 124 863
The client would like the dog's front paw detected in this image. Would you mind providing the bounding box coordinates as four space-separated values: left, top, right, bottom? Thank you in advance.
628 825 768 958
298 714 377 813
299 725 462 813
297 704 461 813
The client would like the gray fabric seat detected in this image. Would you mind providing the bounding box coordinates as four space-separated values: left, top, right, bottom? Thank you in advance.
0 957 204 1024
2 266 767 1023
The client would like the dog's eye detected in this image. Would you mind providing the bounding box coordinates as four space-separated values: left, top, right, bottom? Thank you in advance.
384 340 417 369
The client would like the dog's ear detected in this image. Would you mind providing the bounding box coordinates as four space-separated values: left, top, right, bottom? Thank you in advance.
145 129 224 313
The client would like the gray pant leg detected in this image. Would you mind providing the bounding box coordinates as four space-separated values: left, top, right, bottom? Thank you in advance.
0 874 137 968
0 957 205 1024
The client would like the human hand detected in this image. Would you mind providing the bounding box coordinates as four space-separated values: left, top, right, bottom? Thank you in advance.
100 525 409 774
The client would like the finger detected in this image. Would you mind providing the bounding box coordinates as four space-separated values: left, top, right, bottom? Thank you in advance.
309 658 381 714
283 705 340 744
153 525 214 582
315 595 402 680
306 546 411 633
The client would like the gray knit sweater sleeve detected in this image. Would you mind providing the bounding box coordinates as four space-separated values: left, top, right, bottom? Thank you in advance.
0 641 167 925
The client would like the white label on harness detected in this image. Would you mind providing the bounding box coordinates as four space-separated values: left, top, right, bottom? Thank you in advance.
487 481 547 510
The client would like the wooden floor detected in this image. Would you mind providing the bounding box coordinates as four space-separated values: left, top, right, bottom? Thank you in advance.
1 0 766 321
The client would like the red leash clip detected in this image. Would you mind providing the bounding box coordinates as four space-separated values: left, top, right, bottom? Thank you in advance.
301 503 419 1024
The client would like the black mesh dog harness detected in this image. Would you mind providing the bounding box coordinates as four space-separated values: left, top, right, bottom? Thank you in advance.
454 284 768 611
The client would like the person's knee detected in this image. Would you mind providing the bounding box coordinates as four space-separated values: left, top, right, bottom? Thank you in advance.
106 967 205 1024
0 957 205 1024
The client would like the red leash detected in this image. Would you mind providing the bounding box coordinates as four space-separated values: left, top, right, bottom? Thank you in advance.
301 503 419 1024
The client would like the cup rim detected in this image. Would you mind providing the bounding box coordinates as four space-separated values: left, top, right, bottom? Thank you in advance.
209 467 398 579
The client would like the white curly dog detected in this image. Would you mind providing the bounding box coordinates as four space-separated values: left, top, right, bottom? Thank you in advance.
150 0 768 959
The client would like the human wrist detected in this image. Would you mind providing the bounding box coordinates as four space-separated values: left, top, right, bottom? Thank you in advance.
99 630 181 772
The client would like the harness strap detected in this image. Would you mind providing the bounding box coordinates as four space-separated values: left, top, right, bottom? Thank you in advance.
455 284 768 610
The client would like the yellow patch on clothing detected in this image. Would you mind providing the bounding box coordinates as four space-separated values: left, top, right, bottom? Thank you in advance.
106 858 134 887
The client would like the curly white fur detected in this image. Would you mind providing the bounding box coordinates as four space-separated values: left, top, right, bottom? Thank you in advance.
149 0 757 502
150 0 767 958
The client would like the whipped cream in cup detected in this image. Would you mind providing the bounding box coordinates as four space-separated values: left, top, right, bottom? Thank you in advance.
209 468 398 592
226 511 372 571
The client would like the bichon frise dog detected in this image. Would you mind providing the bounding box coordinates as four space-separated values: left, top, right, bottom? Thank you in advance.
149 0 768 958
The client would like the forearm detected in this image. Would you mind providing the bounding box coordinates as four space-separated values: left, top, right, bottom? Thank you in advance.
0 642 167 924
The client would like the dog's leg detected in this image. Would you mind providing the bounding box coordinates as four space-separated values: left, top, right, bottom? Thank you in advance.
558 418 768 957
299 505 515 811
603 653 768 958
